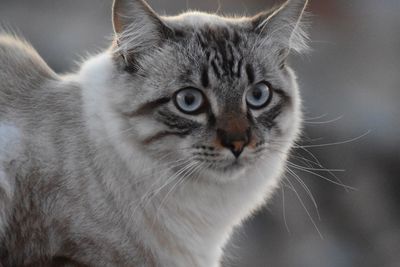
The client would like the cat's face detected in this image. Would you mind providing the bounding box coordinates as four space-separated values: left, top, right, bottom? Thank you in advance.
109 1 307 182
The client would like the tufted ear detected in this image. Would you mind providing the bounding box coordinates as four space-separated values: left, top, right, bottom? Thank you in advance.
252 0 309 66
112 0 170 69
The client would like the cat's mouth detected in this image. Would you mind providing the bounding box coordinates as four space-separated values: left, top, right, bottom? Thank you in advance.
203 158 248 173
190 150 261 178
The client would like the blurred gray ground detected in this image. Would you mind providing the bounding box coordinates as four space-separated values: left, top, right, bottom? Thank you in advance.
1 0 399 266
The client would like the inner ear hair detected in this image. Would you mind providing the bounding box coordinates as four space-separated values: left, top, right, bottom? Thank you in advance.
112 0 162 70
112 0 161 35
278 48 290 69
112 0 179 73
251 0 310 57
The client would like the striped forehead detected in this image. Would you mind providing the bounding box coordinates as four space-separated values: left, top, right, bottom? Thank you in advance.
195 26 245 84
187 26 257 114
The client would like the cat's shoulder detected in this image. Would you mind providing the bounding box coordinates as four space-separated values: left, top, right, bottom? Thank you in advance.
0 34 58 87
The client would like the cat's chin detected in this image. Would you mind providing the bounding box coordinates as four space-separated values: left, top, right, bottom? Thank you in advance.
199 161 250 183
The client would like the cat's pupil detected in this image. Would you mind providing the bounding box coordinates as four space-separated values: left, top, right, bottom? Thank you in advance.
185 94 196 106
252 88 263 100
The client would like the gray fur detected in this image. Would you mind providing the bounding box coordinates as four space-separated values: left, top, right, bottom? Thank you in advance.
0 0 309 266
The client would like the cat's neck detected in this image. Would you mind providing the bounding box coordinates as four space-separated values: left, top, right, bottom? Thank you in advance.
137 172 281 267
78 52 284 267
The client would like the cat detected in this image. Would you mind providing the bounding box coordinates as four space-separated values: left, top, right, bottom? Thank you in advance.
0 0 309 266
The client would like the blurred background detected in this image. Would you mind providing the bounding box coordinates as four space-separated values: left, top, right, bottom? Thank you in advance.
1 0 399 266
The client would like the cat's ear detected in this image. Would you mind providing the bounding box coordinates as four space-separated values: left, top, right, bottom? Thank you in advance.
112 0 170 69
252 0 309 67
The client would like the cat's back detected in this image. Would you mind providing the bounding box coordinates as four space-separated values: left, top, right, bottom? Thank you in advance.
0 34 57 82
0 34 59 114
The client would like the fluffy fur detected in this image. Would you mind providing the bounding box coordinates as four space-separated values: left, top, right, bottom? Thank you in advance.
0 0 309 266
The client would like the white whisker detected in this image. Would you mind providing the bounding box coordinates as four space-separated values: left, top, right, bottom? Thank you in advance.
303 115 344 124
285 166 320 220
284 177 324 239
281 185 291 235
294 130 371 149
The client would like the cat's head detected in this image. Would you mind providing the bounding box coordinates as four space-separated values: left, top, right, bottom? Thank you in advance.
107 0 308 182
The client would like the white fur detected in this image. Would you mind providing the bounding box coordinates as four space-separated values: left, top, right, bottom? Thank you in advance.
78 52 295 267
0 0 307 262
166 11 249 28
166 12 229 27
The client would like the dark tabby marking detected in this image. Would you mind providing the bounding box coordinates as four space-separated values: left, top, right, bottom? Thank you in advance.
201 66 210 88
124 97 171 117
0 0 309 266
143 130 191 145
156 110 201 131
195 27 244 80
245 64 255 84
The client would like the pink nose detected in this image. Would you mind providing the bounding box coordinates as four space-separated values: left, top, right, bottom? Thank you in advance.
217 128 251 158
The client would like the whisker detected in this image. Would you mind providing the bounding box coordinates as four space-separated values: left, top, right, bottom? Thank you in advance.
128 159 194 221
280 184 291 235
287 162 345 173
289 153 325 168
285 166 321 220
292 145 351 193
152 161 204 226
303 115 344 125
294 130 371 149
289 164 356 191
303 113 328 121
267 146 355 191
147 161 197 206
260 150 321 220
284 177 324 239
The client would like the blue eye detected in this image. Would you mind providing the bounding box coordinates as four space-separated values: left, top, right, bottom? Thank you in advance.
246 82 272 109
174 88 205 114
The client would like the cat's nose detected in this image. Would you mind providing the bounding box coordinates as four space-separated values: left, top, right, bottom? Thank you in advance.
217 128 251 158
